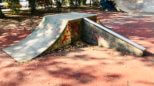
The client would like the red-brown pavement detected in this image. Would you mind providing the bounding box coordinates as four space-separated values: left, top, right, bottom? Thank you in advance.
0 11 154 86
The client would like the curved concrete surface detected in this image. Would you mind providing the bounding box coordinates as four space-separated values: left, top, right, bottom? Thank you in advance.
3 12 96 62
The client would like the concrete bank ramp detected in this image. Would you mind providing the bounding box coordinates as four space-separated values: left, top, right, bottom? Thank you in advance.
3 12 96 62
3 12 146 62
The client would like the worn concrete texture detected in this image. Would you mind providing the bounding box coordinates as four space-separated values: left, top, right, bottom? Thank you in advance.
82 18 146 56
3 12 146 62
3 12 96 62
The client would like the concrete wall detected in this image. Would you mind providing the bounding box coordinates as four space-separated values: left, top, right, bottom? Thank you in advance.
82 18 146 56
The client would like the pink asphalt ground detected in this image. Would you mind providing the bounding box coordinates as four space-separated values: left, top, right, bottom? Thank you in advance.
0 10 154 86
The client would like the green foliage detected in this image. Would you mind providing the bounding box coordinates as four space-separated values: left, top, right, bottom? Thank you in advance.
5 0 21 14
92 0 99 6
57 0 87 7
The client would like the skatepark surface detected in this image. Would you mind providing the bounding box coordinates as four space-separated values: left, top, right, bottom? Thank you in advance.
0 10 154 86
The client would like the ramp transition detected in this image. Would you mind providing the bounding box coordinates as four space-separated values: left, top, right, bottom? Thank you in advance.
3 12 146 62
3 12 96 62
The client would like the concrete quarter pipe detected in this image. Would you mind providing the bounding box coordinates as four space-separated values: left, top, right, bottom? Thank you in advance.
3 12 146 62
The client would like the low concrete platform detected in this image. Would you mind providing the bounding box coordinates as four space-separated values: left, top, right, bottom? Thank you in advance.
82 18 145 56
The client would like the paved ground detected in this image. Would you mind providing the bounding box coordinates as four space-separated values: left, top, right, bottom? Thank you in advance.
0 10 154 86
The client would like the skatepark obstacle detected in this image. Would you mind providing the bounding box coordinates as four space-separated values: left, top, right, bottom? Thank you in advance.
82 18 146 56
3 12 96 62
3 12 146 62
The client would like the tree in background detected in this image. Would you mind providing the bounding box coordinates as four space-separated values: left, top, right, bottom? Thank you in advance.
8 0 21 14
54 0 63 12
2 0 21 14
37 0 53 10
82 0 87 5
100 0 117 11
0 7 5 18
28 0 36 14
92 0 99 6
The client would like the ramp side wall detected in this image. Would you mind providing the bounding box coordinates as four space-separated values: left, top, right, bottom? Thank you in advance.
82 18 145 56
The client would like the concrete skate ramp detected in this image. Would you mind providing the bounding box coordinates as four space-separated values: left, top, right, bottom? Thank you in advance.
82 18 146 56
115 0 154 14
3 12 96 62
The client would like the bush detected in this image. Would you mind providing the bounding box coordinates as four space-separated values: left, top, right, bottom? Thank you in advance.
6 0 21 14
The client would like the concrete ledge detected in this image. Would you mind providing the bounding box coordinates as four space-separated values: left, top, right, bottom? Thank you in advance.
82 18 146 56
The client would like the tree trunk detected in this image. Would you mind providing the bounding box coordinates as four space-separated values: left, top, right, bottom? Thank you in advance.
0 8 5 18
90 0 92 7
83 0 87 5
28 0 36 14
55 0 62 12
100 0 117 11
8 0 20 14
